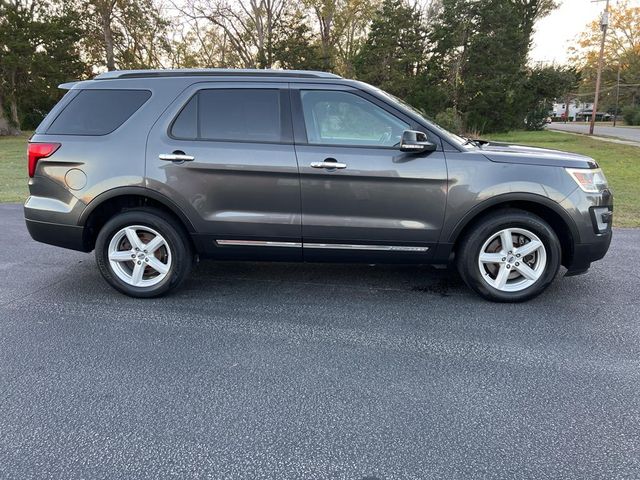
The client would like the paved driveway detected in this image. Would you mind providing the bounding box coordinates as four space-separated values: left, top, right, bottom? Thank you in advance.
1 203 639 479
548 122 640 143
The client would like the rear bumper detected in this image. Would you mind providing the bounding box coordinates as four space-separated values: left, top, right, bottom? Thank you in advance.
25 218 89 252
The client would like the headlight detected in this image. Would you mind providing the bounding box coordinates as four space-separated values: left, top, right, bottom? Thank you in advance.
565 167 608 193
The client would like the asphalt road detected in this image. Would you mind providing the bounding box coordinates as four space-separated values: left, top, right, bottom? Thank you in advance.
548 122 640 143
1 203 639 479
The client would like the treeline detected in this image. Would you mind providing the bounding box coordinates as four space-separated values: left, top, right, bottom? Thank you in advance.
0 0 579 135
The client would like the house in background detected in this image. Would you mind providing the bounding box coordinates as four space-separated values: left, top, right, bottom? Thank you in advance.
550 100 612 121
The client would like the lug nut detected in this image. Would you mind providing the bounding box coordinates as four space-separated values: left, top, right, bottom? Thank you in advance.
516 253 521 257
506 264 511 269
131 254 136 258
501 257 506 261
515 262 520 266
137 261 142 265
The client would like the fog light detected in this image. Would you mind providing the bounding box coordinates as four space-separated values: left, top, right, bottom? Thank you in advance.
591 207 612 233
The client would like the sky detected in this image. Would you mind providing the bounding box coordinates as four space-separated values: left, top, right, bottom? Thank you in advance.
530 0 640 64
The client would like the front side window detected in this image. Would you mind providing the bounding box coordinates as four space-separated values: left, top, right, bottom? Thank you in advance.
171 89 282 143
300 90 409 147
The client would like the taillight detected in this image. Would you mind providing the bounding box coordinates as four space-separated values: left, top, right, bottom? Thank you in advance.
28 142 61 178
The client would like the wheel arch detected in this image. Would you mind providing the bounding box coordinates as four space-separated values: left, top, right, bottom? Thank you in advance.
449 193 579 268
78 187 196 251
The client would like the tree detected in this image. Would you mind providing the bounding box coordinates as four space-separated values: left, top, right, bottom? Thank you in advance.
524 66 579 130
570 1 640 112
353 0 429 103
78 0 171 71
185 0 287 69
428 0 556 132
0 0 85 134
303 0 337 69
333 0 379 76
272 8 324 70
302 0 378 74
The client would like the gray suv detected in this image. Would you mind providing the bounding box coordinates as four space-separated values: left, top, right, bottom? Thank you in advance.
24 69 613 302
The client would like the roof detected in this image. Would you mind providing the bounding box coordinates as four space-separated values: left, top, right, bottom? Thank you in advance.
93 68 341 80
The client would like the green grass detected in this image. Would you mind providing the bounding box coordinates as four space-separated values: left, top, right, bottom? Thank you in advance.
485 130 640 227
0 131 31 203
1 129 638 226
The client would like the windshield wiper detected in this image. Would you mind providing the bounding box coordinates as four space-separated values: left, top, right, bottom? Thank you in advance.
462 137 488 147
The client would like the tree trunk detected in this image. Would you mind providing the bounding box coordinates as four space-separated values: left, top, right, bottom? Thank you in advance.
320 14 332 69
0 94 20 136
101 8 116 70
9 96 19 129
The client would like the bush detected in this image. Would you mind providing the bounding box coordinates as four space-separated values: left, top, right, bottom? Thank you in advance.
434 107 464 134
622 106 640 126
525 104 550 131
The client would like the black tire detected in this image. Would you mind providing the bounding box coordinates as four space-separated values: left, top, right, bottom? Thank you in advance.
456 209 561 302
95 208 193 298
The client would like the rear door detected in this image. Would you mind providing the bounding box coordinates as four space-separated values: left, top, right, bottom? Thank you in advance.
291 84 448 262
146 82 302 260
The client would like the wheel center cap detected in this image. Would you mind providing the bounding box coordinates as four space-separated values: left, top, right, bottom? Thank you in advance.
138 253 146 259
507 255 515 263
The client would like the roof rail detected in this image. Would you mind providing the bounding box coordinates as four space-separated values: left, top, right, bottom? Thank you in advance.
94 68 342 80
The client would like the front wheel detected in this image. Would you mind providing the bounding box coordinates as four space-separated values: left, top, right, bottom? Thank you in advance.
95 209 193 298
456 209 561 302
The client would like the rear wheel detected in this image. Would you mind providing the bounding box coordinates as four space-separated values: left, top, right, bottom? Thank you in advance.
456 209 561 302
95 209 192 298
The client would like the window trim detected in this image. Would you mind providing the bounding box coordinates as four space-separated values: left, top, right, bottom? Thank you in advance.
168 87 292 145
45 88 152 137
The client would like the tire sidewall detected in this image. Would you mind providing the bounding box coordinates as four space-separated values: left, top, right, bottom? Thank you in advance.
95 210 191 298
458 211 561 302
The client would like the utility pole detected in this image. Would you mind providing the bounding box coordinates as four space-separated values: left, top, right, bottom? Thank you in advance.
613 61 621 127
589 0 610 135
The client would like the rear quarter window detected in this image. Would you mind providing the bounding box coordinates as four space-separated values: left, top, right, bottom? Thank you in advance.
46 89 151 136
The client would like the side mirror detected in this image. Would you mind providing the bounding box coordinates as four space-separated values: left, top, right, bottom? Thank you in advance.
399 130 437 153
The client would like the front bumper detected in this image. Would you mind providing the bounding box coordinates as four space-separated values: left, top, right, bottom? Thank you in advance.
561 187 613 275
565 229 612 276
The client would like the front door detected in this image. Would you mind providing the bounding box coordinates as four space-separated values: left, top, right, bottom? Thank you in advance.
291 84 448 262
146 82 302 260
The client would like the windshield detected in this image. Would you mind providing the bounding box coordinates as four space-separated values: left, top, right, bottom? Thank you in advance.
370 86 471 147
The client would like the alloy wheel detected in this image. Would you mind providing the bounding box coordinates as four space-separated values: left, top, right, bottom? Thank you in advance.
107 225 172 287
477 227 547 292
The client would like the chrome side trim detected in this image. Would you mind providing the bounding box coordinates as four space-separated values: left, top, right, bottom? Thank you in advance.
215 240 429 252
215 240 302 248
303 243 429 252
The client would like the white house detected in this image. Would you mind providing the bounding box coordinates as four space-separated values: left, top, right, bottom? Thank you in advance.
551 100 593 120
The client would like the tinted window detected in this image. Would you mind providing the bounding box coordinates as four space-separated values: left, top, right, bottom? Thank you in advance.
171 89 282 143
171 95 197 139
47 89 151 135
300 90 409 147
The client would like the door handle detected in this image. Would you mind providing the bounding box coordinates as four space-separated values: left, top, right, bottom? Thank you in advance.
310 160 347 169
159 151 195 162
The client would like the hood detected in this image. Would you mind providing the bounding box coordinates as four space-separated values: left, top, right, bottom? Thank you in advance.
477 141 599 169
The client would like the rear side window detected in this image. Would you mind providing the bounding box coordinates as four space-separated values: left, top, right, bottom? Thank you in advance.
47 89 151 135
170 89 282 143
